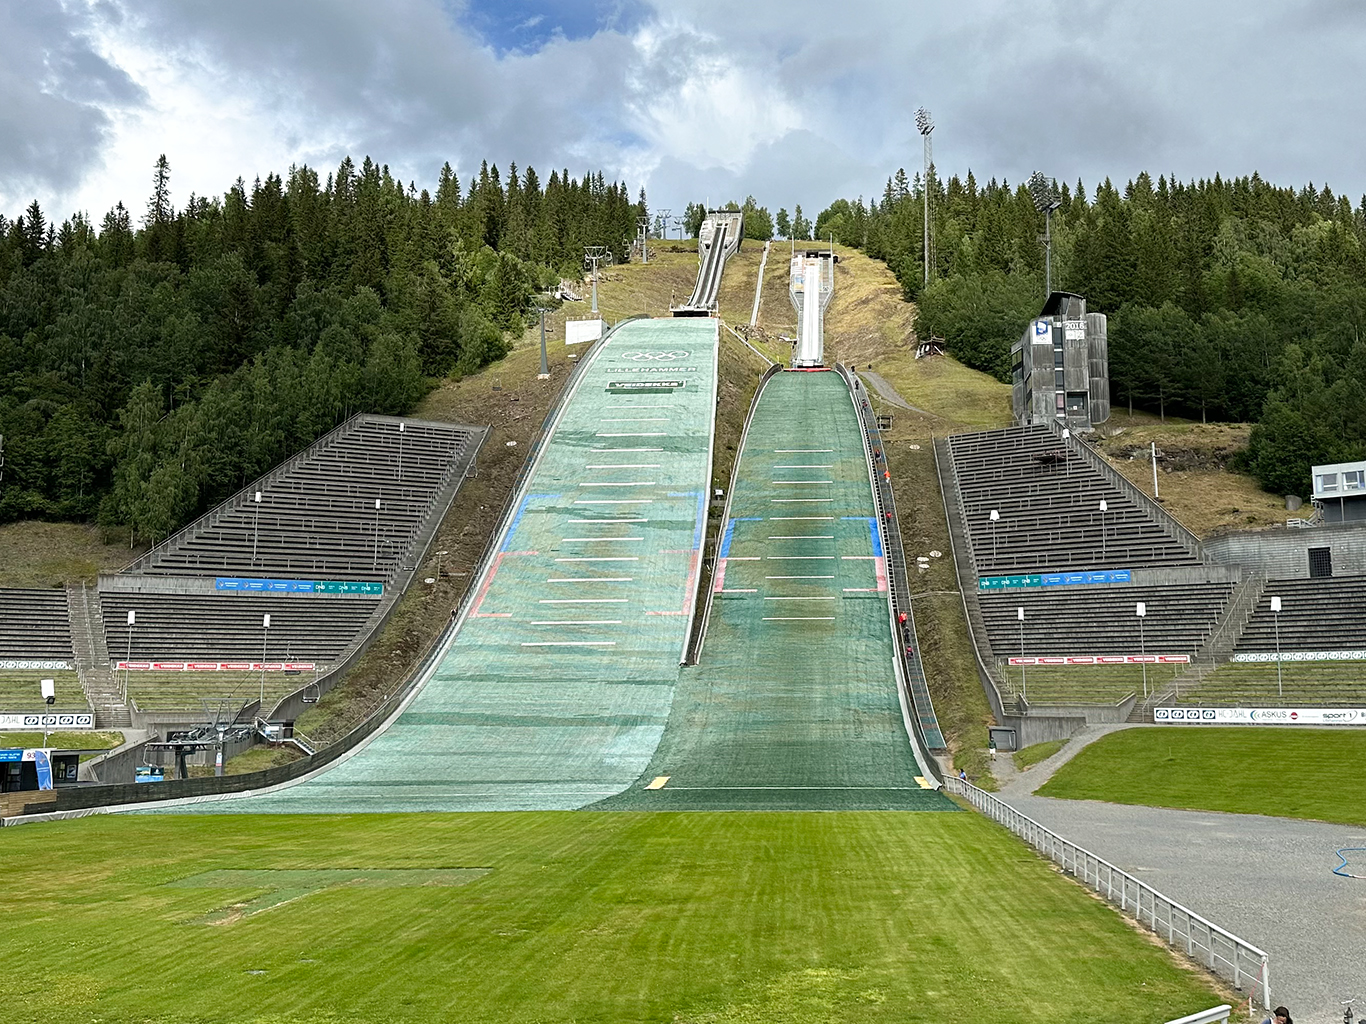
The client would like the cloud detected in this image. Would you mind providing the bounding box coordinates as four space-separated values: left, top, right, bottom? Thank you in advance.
0 2 146 213
2 0 1363 226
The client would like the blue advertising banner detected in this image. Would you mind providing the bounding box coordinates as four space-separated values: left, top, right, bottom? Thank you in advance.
32 749 53 790
216 577 383 595
1040 569 1131 587
0 748 22 763
978 574 1042 591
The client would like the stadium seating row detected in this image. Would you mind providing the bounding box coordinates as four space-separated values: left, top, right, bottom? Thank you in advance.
0 589 75 662
1235 574 1366 652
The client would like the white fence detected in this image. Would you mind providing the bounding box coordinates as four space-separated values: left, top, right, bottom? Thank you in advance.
944 777 1270 1011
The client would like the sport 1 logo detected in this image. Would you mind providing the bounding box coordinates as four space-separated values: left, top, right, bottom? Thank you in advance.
620 350 690 362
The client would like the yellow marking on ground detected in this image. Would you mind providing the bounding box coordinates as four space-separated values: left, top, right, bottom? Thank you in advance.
645 776 670 790
915 777 934 790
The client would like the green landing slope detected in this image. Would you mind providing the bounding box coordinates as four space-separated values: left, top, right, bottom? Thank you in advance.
601 369 951 810
167 318 719 813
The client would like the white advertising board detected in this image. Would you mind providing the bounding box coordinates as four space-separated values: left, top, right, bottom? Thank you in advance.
565 318 605 345
1155 707 1366 726
0 712 96 730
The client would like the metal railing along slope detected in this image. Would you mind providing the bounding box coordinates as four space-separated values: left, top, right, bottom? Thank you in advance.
944 775 1270 1012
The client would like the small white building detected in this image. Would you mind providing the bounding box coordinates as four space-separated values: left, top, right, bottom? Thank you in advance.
1312 459 1366 523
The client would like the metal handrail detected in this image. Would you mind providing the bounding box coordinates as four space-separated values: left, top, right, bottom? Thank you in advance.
945 776 1270 1011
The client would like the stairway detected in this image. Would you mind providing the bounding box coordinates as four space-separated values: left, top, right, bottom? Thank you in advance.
1126 572 1267 722
66 582 131 729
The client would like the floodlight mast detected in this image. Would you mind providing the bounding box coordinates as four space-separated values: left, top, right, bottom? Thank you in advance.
916 108 934 289
1029 171 1062 296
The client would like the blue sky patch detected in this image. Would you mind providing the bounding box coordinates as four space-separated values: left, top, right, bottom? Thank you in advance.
457 0 649 55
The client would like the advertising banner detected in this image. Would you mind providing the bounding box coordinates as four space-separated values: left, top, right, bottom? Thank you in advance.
1231 650 1366 663
32 749 53 790
978 574 1041 591
115 661 315 672
216 577 382 595
565 318 605 345
606 380 684 393
1008 654 1190 666
1155 706 1366 726
1041 569 1132 587
0 713 95 731
0 659 73 671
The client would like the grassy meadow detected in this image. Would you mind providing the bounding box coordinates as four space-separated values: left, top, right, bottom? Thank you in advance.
0 810 1227 1024
1038 726 1366 826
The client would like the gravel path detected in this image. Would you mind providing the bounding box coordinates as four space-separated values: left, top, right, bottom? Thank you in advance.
994 728 1366 1021
856 369 932 415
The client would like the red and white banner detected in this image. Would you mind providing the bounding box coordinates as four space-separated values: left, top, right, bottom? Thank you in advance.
1007 654 1190 667
115 661 316 672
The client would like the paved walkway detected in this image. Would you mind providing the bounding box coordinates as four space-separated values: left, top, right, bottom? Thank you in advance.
997 728 1366 1021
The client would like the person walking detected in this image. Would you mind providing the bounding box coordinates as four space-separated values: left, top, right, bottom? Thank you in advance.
1261 1006 1292 1024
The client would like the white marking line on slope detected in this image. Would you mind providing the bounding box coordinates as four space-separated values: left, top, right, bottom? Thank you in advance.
596 432 666 437
539 599 629 604
763 617 835 621
766 556 835 560
720 588 758 593
774 449 834 453
569 518 649 523
725 556 761 561
841 555 875 560
562 537 645 543
770 498 833 503
764 596 837 601
521 641 617 647
766 575 835 579
773 481 832 485
768 535 833 540
555 557 640 562
591 447 664 452
579 482 656 487
585 464 661 469
769 516 834 520
600 418 667 422
774 464 833 469
529 620 623 625
574 499 653 505
546 577 634 583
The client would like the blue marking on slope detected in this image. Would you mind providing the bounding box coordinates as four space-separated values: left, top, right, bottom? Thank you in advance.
718 517 761 558
502 493 557 552
841 515 882 557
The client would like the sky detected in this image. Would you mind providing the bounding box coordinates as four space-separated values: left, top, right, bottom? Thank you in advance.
3 0 1365 227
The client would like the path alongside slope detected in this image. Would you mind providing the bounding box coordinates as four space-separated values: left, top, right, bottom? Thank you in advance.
600 369 951 811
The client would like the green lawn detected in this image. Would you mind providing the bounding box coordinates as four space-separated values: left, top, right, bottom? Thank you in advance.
1013 739 1066 771
1038 726 1366 826
0 812 1224 1024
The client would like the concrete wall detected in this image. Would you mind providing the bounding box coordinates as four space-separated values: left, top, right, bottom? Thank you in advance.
1206 522 1366 578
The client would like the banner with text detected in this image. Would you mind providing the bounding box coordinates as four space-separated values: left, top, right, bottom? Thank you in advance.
116 661 316 672
1008 654 1190 666
1155 706 1366 725
216 578 382 595
0 713 96 731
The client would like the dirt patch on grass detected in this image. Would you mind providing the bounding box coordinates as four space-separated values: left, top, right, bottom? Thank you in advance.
0 521 149 588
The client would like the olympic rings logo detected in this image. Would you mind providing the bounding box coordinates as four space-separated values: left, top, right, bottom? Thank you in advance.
619 350 690 362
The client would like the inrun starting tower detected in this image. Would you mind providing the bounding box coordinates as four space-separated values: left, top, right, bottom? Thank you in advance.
790 249 836 367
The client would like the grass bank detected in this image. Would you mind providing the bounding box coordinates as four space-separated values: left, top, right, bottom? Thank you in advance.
1038 726 1366 826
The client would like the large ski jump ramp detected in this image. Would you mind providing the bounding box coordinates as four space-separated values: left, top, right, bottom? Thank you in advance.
600 369 952 811
175 318 719 812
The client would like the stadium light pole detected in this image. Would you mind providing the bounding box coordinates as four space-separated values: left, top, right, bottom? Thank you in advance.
1062 428 1070 476
989 509 999 565
915 108 934 289
1028 171 1062 298
1271 595 1283 697
397 421 405 484
435 549 448 581
1017 605 1026 700
1136 601 1148 697
373 498 382 571
537 307 550 379
259 613 270 709
1099 499 1108 561
252 490 262 564
125 609 135 700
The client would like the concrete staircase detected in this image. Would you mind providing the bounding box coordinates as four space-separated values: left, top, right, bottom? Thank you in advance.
1127 572 1267 722
66 582 131 729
